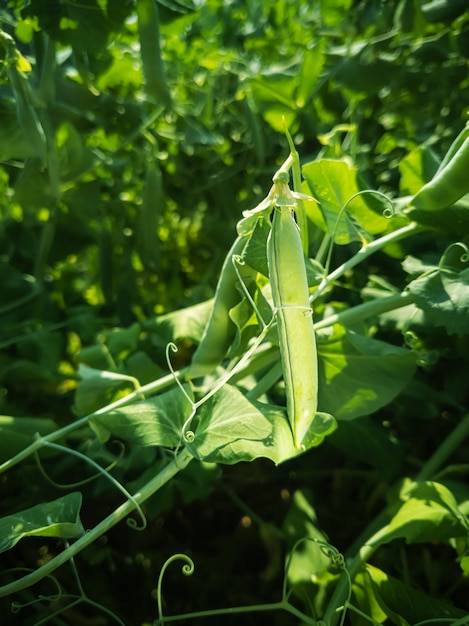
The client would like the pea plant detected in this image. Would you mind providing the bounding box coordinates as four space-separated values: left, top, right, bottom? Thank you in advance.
1 109 469 624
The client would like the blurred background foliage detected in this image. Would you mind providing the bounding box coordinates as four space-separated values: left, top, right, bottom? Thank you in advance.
1 0 469 623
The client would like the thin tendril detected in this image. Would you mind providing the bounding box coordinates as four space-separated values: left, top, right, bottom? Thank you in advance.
165 342 195 407
39 439 147 531
232 254 267 328
323 189 395 281
438 241 469 271
33 440 125 489
156 554 195 625
283 537 349 614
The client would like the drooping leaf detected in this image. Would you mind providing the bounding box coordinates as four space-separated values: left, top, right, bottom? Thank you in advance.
0 493 84 554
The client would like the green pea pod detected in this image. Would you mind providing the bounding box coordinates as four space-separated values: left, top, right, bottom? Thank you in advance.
8 65 47 161
267 188 335 450
187 236 247 378
435 123 469 175
412 134 469 211
137 0 172 108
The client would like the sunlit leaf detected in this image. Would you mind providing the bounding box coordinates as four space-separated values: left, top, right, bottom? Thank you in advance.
89 385 194 447
302 159 390 244
0 493 84 554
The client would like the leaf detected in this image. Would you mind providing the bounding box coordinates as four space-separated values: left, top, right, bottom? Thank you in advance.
151 299 215 344
283 490 335 586
0 415 57 463
89 385 194 447
407 267 469 336
358 564 467 625
302 159 390 244
189 385 280 464
399 144 440 195
74 365 138 417
0 493 85 554
379 480 469 545
317 327 416 420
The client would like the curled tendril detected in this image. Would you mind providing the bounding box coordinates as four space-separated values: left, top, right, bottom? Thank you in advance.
156 554 195 624
38 439 147 531
322 189 395 281
283 537 349 605
439 241 469 272
165 342 194 407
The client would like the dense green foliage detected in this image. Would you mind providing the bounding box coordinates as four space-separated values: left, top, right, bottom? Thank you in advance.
1 0 469 624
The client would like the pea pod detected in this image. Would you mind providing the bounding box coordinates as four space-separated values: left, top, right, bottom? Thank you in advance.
267 179 335 449
187 235 247 378
412 134 469 211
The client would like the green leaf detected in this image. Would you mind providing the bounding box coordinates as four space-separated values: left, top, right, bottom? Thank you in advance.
302 159 390 244
283 490 335 586
89 385 194 447
408 267 469 336
359 564 467 625
0 493 85 554
74 365 138 417
0 415 57 463
399 144 440 195
189 385 279 464
381 480 469 545
317 327 416 420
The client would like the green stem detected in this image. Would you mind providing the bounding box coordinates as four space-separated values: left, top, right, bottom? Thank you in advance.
313 291 416 330
416 412 469 481
313 222 424 301
155 600 314 625
0 448 193 598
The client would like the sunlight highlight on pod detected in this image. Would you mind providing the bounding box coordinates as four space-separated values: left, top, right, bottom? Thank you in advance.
266 170 336 449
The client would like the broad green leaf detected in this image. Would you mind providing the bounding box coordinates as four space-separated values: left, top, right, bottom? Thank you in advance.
89 385 194 447
399 145 440 195
188 385 280 464
283 490 335 586
352 567 388 626
380 480 469 545
149 299 215 344
360 564 467 625
302 159 390 244
0 493 84 554
317 326 416 420
189 386 336 465
408 267 469 336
